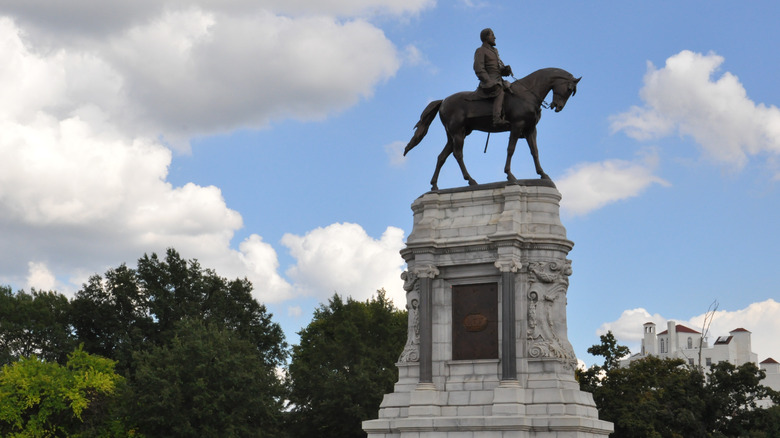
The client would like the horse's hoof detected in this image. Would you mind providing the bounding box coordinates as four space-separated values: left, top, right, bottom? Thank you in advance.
431 184 439 191
540 173 551 180
468 179 478 186
506 174 518 184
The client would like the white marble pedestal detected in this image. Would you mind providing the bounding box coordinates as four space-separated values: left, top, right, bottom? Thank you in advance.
363 182 613 438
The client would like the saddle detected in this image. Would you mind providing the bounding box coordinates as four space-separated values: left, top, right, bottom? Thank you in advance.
463 88 508 119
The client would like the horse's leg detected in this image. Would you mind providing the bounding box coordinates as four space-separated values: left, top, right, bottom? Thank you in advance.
505 132 520 184
451 131 477 186
430 138 453 191
526 128 550 180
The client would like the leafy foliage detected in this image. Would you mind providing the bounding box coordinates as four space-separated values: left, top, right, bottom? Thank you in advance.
0 346 126 437
705 361 780 437
70 265 153 373
286 291 406 438
71 248 287 373
0 286 76 365
596 356 708 437
576 330 630 393
579 334 780 438
124 319 285 438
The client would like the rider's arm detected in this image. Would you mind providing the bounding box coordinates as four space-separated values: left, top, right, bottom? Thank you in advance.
474 48 492 85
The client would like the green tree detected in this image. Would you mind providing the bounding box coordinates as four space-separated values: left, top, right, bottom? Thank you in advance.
596 356 707 438
70 265 153 372
286 291 406 438
71 248 287 372
124 319 284 438
0 346 127 437
0 286 76 365
575 330 630 393
704 361 780 437
578 333 780 438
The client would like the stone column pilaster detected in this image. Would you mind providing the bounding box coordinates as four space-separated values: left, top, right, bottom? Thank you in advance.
495 258 521 381
414 264 439 385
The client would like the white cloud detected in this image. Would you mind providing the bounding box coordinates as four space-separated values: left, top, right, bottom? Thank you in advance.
599 299 780 364
557 150 669 216
282 223 406 307
0 0 434 37
384 140 408 166
287 306 303 318
0 3 410 151
610 50 780 170
26 262 57 292
596 308 668 351
258 0 435 17
0 4 415 303
686 300 780 362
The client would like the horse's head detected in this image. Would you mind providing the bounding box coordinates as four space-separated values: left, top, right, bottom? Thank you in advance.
549 75 581 112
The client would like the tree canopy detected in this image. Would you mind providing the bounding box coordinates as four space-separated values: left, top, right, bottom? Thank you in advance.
2 248 290 437
0 346 125 437
579 333 780 438
124 319 285 438
286 290 406 438
71 248 287 373
0 287 76 365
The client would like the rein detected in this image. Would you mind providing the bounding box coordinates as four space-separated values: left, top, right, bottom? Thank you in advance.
484 75 551 153
511 74 551 109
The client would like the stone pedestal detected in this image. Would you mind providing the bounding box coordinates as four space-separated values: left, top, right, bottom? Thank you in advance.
363 182 613 438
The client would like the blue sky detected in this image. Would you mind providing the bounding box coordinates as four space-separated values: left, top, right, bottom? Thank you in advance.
1 1 779 366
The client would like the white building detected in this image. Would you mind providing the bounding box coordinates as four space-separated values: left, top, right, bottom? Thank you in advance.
621 321 780 404
622 320 758 368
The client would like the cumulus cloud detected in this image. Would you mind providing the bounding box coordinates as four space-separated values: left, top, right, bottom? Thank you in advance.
282 223 406 306
0 1 427 151
557 150 669 216
26 262 57 292
598 299 780 364
0 3 417 303
610 50 780 170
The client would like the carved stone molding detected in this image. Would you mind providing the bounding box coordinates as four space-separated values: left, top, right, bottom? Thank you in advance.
525 259 576 369
527 259 572 285
494 258 521 273
412 264 440 279
398 270 421 363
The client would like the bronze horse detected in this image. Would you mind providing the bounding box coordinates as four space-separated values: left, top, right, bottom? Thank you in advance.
404 68 580 191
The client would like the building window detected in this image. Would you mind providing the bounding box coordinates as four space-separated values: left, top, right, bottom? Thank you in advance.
687 337 693 349
688 358 694 365
660 339 665 353
706 357 712 366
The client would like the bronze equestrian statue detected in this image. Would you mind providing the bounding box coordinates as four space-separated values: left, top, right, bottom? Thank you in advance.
404 31 581 191
474 28 513 128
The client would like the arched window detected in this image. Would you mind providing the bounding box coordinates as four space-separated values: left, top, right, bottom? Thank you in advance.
687 337 693 349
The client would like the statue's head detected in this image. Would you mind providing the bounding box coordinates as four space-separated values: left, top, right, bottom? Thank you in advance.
480 28 494 43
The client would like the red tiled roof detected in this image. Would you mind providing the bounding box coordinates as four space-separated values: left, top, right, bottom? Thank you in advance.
730 327 751 333
658 324 701 335
761 357 779 364
676 325 700 334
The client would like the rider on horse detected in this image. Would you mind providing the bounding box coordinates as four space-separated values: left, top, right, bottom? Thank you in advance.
473 28 514 128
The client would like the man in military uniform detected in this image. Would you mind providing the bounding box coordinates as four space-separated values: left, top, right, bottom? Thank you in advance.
474 28 513 127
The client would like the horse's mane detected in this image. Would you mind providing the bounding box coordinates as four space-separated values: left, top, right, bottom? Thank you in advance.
512 67 572 86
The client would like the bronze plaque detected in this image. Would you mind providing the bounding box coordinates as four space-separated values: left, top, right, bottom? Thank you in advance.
452 283 498 360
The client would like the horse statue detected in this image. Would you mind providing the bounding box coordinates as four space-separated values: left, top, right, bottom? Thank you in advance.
404 68 581 191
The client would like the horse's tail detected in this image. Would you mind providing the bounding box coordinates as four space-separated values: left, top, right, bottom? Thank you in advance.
404 100 442 156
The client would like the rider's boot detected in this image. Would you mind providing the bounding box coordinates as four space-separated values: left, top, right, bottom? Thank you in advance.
492 116 510 128
492 89 509 128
